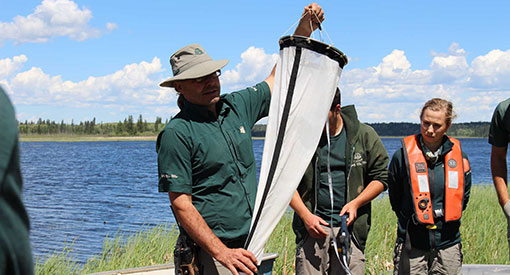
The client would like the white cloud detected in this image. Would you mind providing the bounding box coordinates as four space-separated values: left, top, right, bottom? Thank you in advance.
0 0 115 44
429 42 469 83
468 49 510 88
7 57 170 107
2 43 510 123
340 43 509 122
430 55 468 83
375 49 412 80
222 46 278 90
0 55 28 79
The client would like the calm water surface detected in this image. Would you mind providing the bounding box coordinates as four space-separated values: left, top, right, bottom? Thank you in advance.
20 138 495 263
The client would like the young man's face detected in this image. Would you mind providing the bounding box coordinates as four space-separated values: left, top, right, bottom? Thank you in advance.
323 104 341 133
174 71 221 108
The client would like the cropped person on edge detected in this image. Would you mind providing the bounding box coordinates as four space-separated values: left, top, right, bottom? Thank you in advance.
388 98 471 275
489 97 510 260
0 86 34 274
290 88 389 275
156 4 324 275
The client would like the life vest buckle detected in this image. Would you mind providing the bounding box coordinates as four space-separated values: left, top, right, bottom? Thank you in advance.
426 224 438 230
433 209 444 219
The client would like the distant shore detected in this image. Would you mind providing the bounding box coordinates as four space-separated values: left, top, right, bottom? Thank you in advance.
20 135 488 142
20 135 158 142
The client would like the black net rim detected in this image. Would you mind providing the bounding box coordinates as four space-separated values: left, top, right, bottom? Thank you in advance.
279 35 348 68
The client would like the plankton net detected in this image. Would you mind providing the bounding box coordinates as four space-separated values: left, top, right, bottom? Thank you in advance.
244 35 348 262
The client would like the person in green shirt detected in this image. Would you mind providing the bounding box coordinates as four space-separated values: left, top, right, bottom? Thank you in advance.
489 98 510 260
389 98 471 275
0 86 34 274
291 88 389 275
157 4 324 275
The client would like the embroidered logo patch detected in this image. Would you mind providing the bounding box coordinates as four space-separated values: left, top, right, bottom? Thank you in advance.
352 152 366 167
240 126 245 134
161 174 178 179
354 153 362 161
448 159 457 168
415 162 427 173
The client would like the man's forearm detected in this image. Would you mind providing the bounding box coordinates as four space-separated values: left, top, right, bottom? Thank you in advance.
290 191 313 219
351 180 385 207
169 192 226 258
294 3 323 37
491 145 509 207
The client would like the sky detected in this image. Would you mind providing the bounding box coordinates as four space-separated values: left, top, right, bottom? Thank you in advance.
1 0 509 124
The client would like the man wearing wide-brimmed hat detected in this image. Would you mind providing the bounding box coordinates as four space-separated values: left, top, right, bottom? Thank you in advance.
157 3 324 275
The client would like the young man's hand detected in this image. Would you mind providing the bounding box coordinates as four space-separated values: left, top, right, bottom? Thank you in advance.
303 212 329 238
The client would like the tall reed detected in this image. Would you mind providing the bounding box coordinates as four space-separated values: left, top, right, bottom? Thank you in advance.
35 185 510 274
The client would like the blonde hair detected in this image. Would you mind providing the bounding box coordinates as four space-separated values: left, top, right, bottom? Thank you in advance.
420 98 457 126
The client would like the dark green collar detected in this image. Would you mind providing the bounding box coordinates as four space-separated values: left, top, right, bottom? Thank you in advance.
417 134 454 158
180 95 231 121
340 105 360 143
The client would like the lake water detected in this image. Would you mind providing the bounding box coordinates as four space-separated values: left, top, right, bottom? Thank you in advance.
20 138 497 263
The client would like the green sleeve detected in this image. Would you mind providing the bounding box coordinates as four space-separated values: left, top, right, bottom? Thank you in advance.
225 82 271 127
0 87 34 275
157 127 193 193
364 126 389 190
489 99 510 147
0 90 17 184
388 148 405 215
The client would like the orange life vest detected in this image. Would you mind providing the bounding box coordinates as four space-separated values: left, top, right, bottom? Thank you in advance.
402 135 468 225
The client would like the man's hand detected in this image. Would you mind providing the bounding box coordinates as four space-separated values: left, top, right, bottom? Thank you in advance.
340 200 361 226
213 248 258 275
290 191 328 238
341 180 385 226
169 192 257 274
504 201 510 218
303 212 329 239
294 3 324 37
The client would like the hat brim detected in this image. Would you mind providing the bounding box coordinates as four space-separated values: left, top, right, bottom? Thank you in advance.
160 59 229 88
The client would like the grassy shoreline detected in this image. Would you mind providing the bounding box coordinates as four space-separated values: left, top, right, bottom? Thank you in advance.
35 185 509 274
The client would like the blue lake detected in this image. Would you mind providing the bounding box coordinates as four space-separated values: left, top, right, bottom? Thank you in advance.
20 138 496 263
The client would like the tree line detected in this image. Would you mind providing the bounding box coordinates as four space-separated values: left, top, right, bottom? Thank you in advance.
251 122 491 138
18 115 168 136
19 117 491 138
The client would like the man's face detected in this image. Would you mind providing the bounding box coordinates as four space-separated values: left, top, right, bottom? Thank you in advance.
174 71 221 108
420 108 450 146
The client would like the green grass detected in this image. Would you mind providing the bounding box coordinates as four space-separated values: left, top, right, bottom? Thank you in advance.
35 185 510 274
35 225 179 274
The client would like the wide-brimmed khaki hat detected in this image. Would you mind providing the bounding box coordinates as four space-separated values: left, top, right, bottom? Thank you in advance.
160 44 228 88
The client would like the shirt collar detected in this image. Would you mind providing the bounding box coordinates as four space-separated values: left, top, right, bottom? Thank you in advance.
180 96 230 121
418 134 453 164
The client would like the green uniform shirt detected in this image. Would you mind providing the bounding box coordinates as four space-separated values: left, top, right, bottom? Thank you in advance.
489 98 510 147
316 129 347 227
388 135 472 250
0 87 34 274
157 82 270 241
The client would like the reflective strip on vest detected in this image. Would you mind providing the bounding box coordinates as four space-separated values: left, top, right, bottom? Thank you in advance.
402 135 465 225
444 137 465 221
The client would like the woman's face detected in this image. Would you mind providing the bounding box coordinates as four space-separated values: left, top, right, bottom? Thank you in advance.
420 108 450 146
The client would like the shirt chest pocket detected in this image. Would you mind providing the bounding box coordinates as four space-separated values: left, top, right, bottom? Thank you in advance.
224 125 254 168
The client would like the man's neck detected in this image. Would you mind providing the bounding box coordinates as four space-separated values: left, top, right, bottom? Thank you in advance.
207 102 220 118
329 113 343 136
